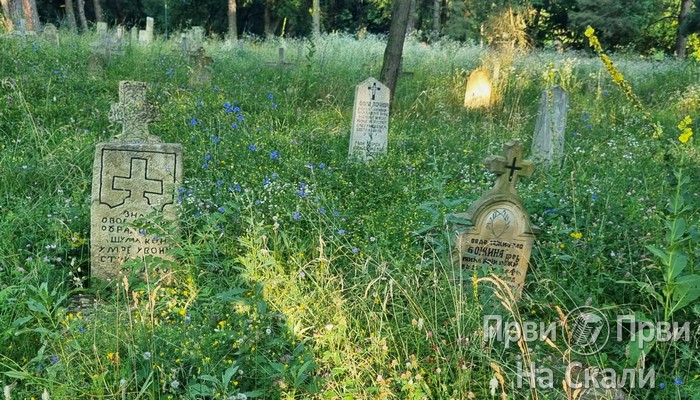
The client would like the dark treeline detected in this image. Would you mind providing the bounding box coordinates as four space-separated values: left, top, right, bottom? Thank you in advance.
4 0 700 55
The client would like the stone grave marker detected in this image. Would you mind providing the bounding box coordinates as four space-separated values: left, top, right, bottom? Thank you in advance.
452 139 538 300
116 25 124 39
265 45 295 68
90 81 183 281
96 21 107 36
348 77 390 161
42 23 59 46
88 30 124 78
464 68 492 109
130 26 138 43
188 47 213 88
531 86 568 168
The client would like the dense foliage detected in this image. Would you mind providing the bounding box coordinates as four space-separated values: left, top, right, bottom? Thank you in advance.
5 0 699 54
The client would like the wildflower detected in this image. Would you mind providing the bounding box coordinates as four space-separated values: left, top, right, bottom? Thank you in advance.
231 123 238 129
202 163 209 168
190 117 197 126
659 382 665 389
249 144 256 151
678 115 693 143
271 103 277 108
306 162 314 169
263 179 270 185
218 206 225 213
318 207 325 214
205 153 211 161
237 114 244 121
216 180 223 186
352 247 359 254
337 229 345 235
319 163 326 169
170 380 180 389
212 136 220 143
50 355 59 364
143 352 151 360
333 211 340 217
293 212 301 220
570 232 583 240
673 377 683 385
267 93 274 99
270 150 279 159
271 173 278 179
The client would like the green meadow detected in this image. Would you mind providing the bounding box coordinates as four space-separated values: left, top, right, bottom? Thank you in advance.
0 30 699 399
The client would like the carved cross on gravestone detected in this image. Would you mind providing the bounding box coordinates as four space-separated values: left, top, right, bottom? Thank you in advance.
484 141 535 193
109 81 160 143
112 158 164 205
368 82 381 100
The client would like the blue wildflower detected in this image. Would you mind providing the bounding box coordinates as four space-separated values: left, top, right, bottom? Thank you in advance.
270 150 279 159
306 162 314 169
234 184 242 191
202 163 209 168
205 153 211 161
233 106 240 113
213 87 219 92
216 180 223 186
659 382 665 390
263 179 270 185
231 123 238 129
218 206 225 213
212 136 220 143
194 211 202 217
50 356 59 364
190 117 197 126
249 144 257 151
139 229 147 235
237 114 244 121
254 200 261 205
272 103 277 108
318 207 325 214
673 378 683 386
319 163 326 169
293 211 301 220
271 173 278 179
333 211 340 217
268 93 274 99
352 247 359 254
337 229 346 235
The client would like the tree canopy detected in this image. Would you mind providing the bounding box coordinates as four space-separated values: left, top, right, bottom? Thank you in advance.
4 0 698 55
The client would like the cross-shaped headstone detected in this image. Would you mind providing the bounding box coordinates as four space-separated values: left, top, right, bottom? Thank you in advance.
368 82 381 100
109 81 160 142
484 140 534 193
112 158 164 205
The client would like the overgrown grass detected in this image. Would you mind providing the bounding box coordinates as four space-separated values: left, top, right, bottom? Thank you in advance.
0 29 699 399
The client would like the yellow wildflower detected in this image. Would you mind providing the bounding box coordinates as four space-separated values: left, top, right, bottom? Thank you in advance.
570 232 583 240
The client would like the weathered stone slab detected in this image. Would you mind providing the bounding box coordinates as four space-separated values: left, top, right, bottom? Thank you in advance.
91 81 182 281
453 140 538 299
464 68 492 109
42 23 59 46
348 77 390 161
531 86 568 168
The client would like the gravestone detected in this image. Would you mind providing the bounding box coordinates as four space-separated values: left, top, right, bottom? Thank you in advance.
348 77 390 161
90 81 183 281
116 25 124 39
88 30 124 78
42 23 59 46
265 45 295 68
531 86 568 168
452 140 538 300
464 68 492 109
96 21 107 36
188 47 213 88
130 26 138 43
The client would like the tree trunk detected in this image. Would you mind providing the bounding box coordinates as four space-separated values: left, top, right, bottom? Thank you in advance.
93 0 103 22
21 0 32 30
380 0 411 104
228 0 237 41
77 0 88 31
432 0 440 33
312 0 320 38
264 0 272 38
676 0 693 58
64 0 77 32
406 0 416 34
1 0 14 31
